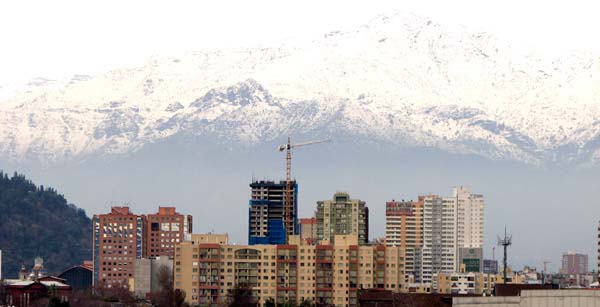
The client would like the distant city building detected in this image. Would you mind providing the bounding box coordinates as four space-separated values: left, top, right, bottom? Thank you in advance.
145 206 192 259
57 261 93 290
93 206 144 288
18 257 48 281
174 233 404 307
385 198 424 283
248 180 298 245
299 217 317 244
316 192 369 245
459 248 483 273
132 257 173 299
561 252 588 275
483 259 499 274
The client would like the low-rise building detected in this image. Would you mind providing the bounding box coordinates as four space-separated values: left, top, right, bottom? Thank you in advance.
454 289 600 307
5 276 71 307
434 271 526 295
57 261 93 290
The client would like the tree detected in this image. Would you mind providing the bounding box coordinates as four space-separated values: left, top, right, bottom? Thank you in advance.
0 171 92 278
0 281 6 305
48 296 70 307
173 288 190 307
154 265 190 307
298 299 315 307
228 283 258 307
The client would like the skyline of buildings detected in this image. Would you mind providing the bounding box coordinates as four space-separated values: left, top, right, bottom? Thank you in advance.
383 187 485 285
3 177 599 307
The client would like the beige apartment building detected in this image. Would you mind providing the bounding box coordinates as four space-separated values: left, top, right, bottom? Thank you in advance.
174 234 405 307
385 197 424 283
316 192 369 245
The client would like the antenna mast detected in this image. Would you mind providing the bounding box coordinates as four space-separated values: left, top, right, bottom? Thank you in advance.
497 228 512 284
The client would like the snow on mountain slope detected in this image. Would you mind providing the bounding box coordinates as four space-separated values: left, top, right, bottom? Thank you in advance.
1 11 600 165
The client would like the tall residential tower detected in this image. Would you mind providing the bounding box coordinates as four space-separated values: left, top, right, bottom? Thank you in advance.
316 192 369 245
385 198 424 282
248 180 298 245
144 206 192 259
93 206 144 288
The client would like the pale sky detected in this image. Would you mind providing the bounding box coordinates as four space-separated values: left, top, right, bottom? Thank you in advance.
1 0 599 85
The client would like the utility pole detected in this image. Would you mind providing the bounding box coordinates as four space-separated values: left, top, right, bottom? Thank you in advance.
497 228 512 284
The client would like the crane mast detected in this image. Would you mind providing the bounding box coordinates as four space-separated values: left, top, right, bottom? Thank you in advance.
284 136 293 237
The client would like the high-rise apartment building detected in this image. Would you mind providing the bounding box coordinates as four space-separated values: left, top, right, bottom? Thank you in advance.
248 180 298 245
386 187 485 285
561 252 588 275
421 195 458 284
174 234 405 307
93 206 144 288
316 192 369 245
93 206 192 288
145 207 193 259
385 198 424 282
453 187 484 249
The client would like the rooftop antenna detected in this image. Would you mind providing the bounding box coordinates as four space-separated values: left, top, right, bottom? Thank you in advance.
497 227 512 284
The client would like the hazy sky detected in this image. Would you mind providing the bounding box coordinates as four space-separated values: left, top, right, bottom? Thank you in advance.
1 0 599 85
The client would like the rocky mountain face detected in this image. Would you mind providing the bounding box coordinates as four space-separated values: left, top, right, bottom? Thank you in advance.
1 12 599 166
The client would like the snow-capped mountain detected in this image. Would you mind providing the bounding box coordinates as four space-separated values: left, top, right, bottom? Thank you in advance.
1 11 600 166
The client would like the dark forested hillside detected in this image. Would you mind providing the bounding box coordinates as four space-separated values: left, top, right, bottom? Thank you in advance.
0 171 92 278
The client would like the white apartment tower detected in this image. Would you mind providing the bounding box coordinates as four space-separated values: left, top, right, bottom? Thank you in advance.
453 187 484 249
387 187 485 285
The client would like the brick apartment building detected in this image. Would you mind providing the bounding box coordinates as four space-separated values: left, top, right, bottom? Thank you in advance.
93 206 192 288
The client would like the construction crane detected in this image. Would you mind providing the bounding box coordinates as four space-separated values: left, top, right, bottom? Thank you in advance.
278 136 330 242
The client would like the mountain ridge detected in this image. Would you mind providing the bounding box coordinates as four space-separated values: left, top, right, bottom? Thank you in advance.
1 11 599 166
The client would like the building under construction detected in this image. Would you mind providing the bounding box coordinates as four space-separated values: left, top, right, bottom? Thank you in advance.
248 180 298 245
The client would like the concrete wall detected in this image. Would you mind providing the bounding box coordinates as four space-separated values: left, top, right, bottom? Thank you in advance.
454 290 600 307
133 257 173 298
